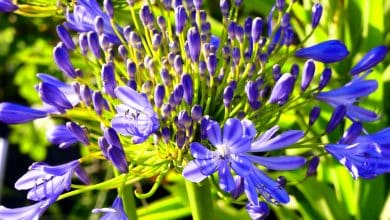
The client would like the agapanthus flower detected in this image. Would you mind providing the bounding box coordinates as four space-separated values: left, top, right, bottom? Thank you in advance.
295 40 349 63
14 160 89 201
350 45 388 75
111 86 160 144
92 197 128 220
326 124 390 179
316 75 378 122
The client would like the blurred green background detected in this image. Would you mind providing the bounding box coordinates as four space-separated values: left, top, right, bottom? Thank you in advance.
0 0 389 219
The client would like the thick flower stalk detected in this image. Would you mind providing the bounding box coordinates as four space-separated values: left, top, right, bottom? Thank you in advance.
0 0 388 219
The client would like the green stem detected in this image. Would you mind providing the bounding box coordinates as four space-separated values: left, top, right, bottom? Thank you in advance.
121 184 138 220
185 180 213 220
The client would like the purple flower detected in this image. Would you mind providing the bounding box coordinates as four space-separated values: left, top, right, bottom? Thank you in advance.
0 103 47 124
14 160 88 201
0 0 17 13
65 0 122 43
0 194 58 220
47 125 79 148
92 197 128 220
295 40 349 63
316 76 378 122
350 45 388 75
111 86 160 144
325 123 390 179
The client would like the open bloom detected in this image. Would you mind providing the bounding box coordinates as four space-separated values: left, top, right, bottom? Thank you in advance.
111 86 160 144
14 160 89 201
316 75 378 122
326 124 390 179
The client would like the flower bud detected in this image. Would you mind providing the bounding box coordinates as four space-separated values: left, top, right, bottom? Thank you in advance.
101 63 117 98
281 13 290 28
301 59 315 91
173 84 184 104
160 68 171 86
276 0 285 11
178 110 192 129
306 156 320 176
272 64 281 81
161 127 171 143
94 16 104 35
199 60 207 77
107 145 129 173
66 122 89 145
80 85 92 106
244 17 253 37
220 0 229 17
326 105 346 133
245 81 261 110
207 54 217 76
223 86 234 107
175 6 187 34
87 31 101 59
176 130 186 148
56 25 75 50
191 105 203 122
350 45 388 75
181 74 194 105
187 27 201 62
318 67 332 90
92 91 105 115
228 22 236 39
104 0 114 18
193 0 202 10
161 103 172 120
234 0 243 7
235 25 244 43
154 84 165 108
126 59 136 79
290 63 299 78
295 40 349 63
127 79 137 90
79 33 89 55
311 3 323 28
140 5 154 27
269 73 295 105
232 47 240 66
309 106 321 126
53 43 77 78
174 55 184 75
39 82 73 112
339 122 362 144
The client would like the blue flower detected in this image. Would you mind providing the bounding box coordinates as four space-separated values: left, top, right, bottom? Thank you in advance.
0 193 58 220
326 124 390 179
65 0 121 43
295 40 349 63
0 0 17 13
0 103 47 124
14 160 89 201
316 76 378 121
111 86 160 144
92 197 128 220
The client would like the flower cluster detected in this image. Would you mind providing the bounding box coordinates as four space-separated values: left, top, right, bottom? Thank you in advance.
0 0 388 219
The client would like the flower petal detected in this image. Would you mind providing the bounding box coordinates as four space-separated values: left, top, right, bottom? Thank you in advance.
182 161 208 183
206 120 222 146
218 160 235 193
190 142 216 159
223 118 243 147
230 155 252 176
250 130 303 152
248 155 306 170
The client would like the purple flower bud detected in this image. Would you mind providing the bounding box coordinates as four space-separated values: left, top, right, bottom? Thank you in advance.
87 31 101 59
222 45 231 58
326 105 347 133
245 81 261 110
99 34 111 51
223 86 234 107
101 63 117 98
0 0 18 12
80 85 92 106
160 68 171 86
181 74 194 105
161 127 171 143
173 84 184 104
126 59 136 79
92 91 105 115
244 17 253 37
78 33 88 55
272 64 281 81
161 103 172 119
174 55 184 74
123 26 132 41
246 202 270 220
163 0 171 9
173 0 183 7
152 33 162 51
118 45 128 60
311 3 323 28
207 54 217 76
199 10 207 21
66 122 89 145
56 25 75 50
157 16 166 31
140 5 154 27
0 103 47 124
339 122 362 144
94 16 104 35
187 27 201 62
306 156 320 176
301 59 315 91
232 47 240 66
175 6 187 34
53 44 77 78
191 105 203 121
281 13 290 28
104 127 123 149
228 22 236 39
234 0 243 7
309 106 321 126
290 63 299 78
318 67 332 90
220 0 229 17
295 40 349 63
193 0 202 10
178 110 192 129
176 130 186 148
154 84 165 108
98 137 109 158
235 25 245 43
199 60 207 76
350 45 388 75
38 83 73 112
269 73 295 105
276 0 285 11
107 146 128 173
104 0 114 18
128 79 137 90
142 81 153 95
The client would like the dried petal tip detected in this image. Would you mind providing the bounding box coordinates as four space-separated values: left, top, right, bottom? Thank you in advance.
350 45 388 75
295 40 349 63
311 3 323 28
0 103 47 124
